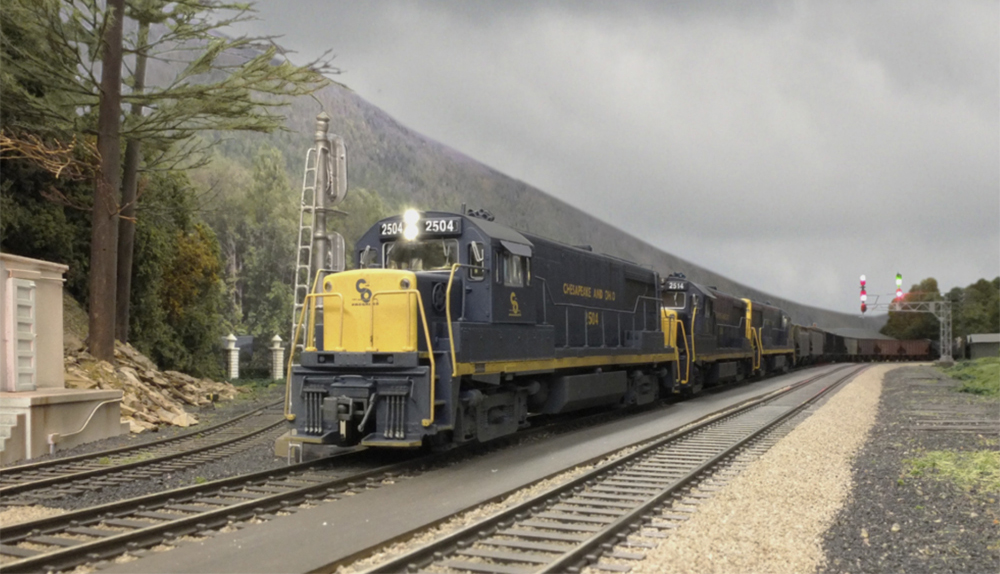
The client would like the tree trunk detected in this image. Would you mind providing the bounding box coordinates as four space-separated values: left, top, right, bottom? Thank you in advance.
88 0 125 362
115 19 149 343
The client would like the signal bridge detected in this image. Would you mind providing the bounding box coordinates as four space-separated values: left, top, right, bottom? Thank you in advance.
862 296 953 364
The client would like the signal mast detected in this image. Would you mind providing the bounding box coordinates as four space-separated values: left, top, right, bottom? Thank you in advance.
859 274 867 314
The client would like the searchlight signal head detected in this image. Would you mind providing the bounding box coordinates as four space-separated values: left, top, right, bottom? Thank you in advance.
895 273 902 288
859 274 867 312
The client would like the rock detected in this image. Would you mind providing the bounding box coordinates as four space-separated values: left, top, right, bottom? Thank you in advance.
64 341 242 434
64 332 85 353
171 412 198 427
891 523 901 532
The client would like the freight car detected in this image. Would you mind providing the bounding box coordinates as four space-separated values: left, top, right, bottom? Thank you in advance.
850 338 934 362
795 328 936 364
287 210 676 449
792 324 826 366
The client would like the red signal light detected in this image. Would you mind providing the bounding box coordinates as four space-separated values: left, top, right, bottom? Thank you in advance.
861 303 867 313
896 288 903 300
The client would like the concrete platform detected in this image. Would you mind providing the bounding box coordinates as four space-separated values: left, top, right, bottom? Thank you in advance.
0 388 127 465
107 366 839 574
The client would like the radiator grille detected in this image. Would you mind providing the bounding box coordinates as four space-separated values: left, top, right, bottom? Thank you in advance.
302 388 327 435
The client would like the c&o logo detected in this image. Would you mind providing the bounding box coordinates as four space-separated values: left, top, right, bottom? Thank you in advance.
356 278 373 303
509 292 521 317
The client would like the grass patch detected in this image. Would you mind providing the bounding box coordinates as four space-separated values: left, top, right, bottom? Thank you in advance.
904 450 1000 493
118 452 155 464
222 377 285 403
938 357 1000 397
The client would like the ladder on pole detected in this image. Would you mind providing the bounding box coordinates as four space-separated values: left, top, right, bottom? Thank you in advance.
291 146 319 351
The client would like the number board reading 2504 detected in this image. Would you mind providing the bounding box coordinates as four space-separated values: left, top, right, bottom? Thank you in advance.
380 217 463 237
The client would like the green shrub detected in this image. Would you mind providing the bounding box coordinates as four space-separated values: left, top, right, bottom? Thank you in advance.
939 357 1000 397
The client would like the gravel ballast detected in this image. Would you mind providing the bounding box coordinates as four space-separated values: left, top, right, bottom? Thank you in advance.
1 384 289 516
820 365 999 574
617 363 893 574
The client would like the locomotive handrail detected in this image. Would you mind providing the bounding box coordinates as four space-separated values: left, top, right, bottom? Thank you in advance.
675 307 694 385
310 292 345 351
368 289 437 427
750 327 763 372
285 269 330 420
445 262 484 377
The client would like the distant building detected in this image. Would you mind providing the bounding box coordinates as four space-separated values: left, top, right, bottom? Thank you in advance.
967 333 1000 360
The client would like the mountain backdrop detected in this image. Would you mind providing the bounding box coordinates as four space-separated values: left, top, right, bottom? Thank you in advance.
211 76 881 332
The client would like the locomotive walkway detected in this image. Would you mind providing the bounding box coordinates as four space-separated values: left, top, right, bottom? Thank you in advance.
102 367 836 574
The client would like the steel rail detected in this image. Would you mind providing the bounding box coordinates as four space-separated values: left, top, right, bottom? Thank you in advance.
0 448 393 573
0 410 606 572
356 364 862 574
542 365 867 573
0 406 285 500
0 399 283 477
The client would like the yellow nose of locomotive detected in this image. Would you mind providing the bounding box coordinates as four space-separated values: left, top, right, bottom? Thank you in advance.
321 270 419 353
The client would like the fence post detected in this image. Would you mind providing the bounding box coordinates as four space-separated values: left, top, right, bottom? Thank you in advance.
225 333 239 380
271 335 284 380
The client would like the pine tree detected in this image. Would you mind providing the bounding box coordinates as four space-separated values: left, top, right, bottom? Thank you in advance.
1 0 338 360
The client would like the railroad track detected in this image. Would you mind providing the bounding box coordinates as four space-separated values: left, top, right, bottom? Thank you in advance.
356 364 866 574
0 401 286 504
0 367 845 572
0 398 665 573
0 447 411 572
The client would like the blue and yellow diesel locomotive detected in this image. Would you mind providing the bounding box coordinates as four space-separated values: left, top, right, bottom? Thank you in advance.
287 209 681 448
661 274 794 393
286 210 797 449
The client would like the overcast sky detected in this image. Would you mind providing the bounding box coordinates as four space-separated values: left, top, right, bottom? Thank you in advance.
237 0 999 315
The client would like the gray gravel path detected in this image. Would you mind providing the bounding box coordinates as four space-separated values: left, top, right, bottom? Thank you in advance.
614 364 891 574
820 365 999 574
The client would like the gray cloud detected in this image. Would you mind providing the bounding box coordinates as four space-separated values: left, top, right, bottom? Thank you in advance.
239 0 999 314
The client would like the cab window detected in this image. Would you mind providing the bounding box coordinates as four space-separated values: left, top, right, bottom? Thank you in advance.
358 246 378 269
504 253 523 287
663 292 686 309
468 242 485 281
383 239 459 271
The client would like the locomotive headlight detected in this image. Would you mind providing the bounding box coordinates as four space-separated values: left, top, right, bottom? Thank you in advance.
403 209 420 241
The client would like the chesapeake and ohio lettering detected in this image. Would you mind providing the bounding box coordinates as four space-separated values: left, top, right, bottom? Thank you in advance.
563 283 616 301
